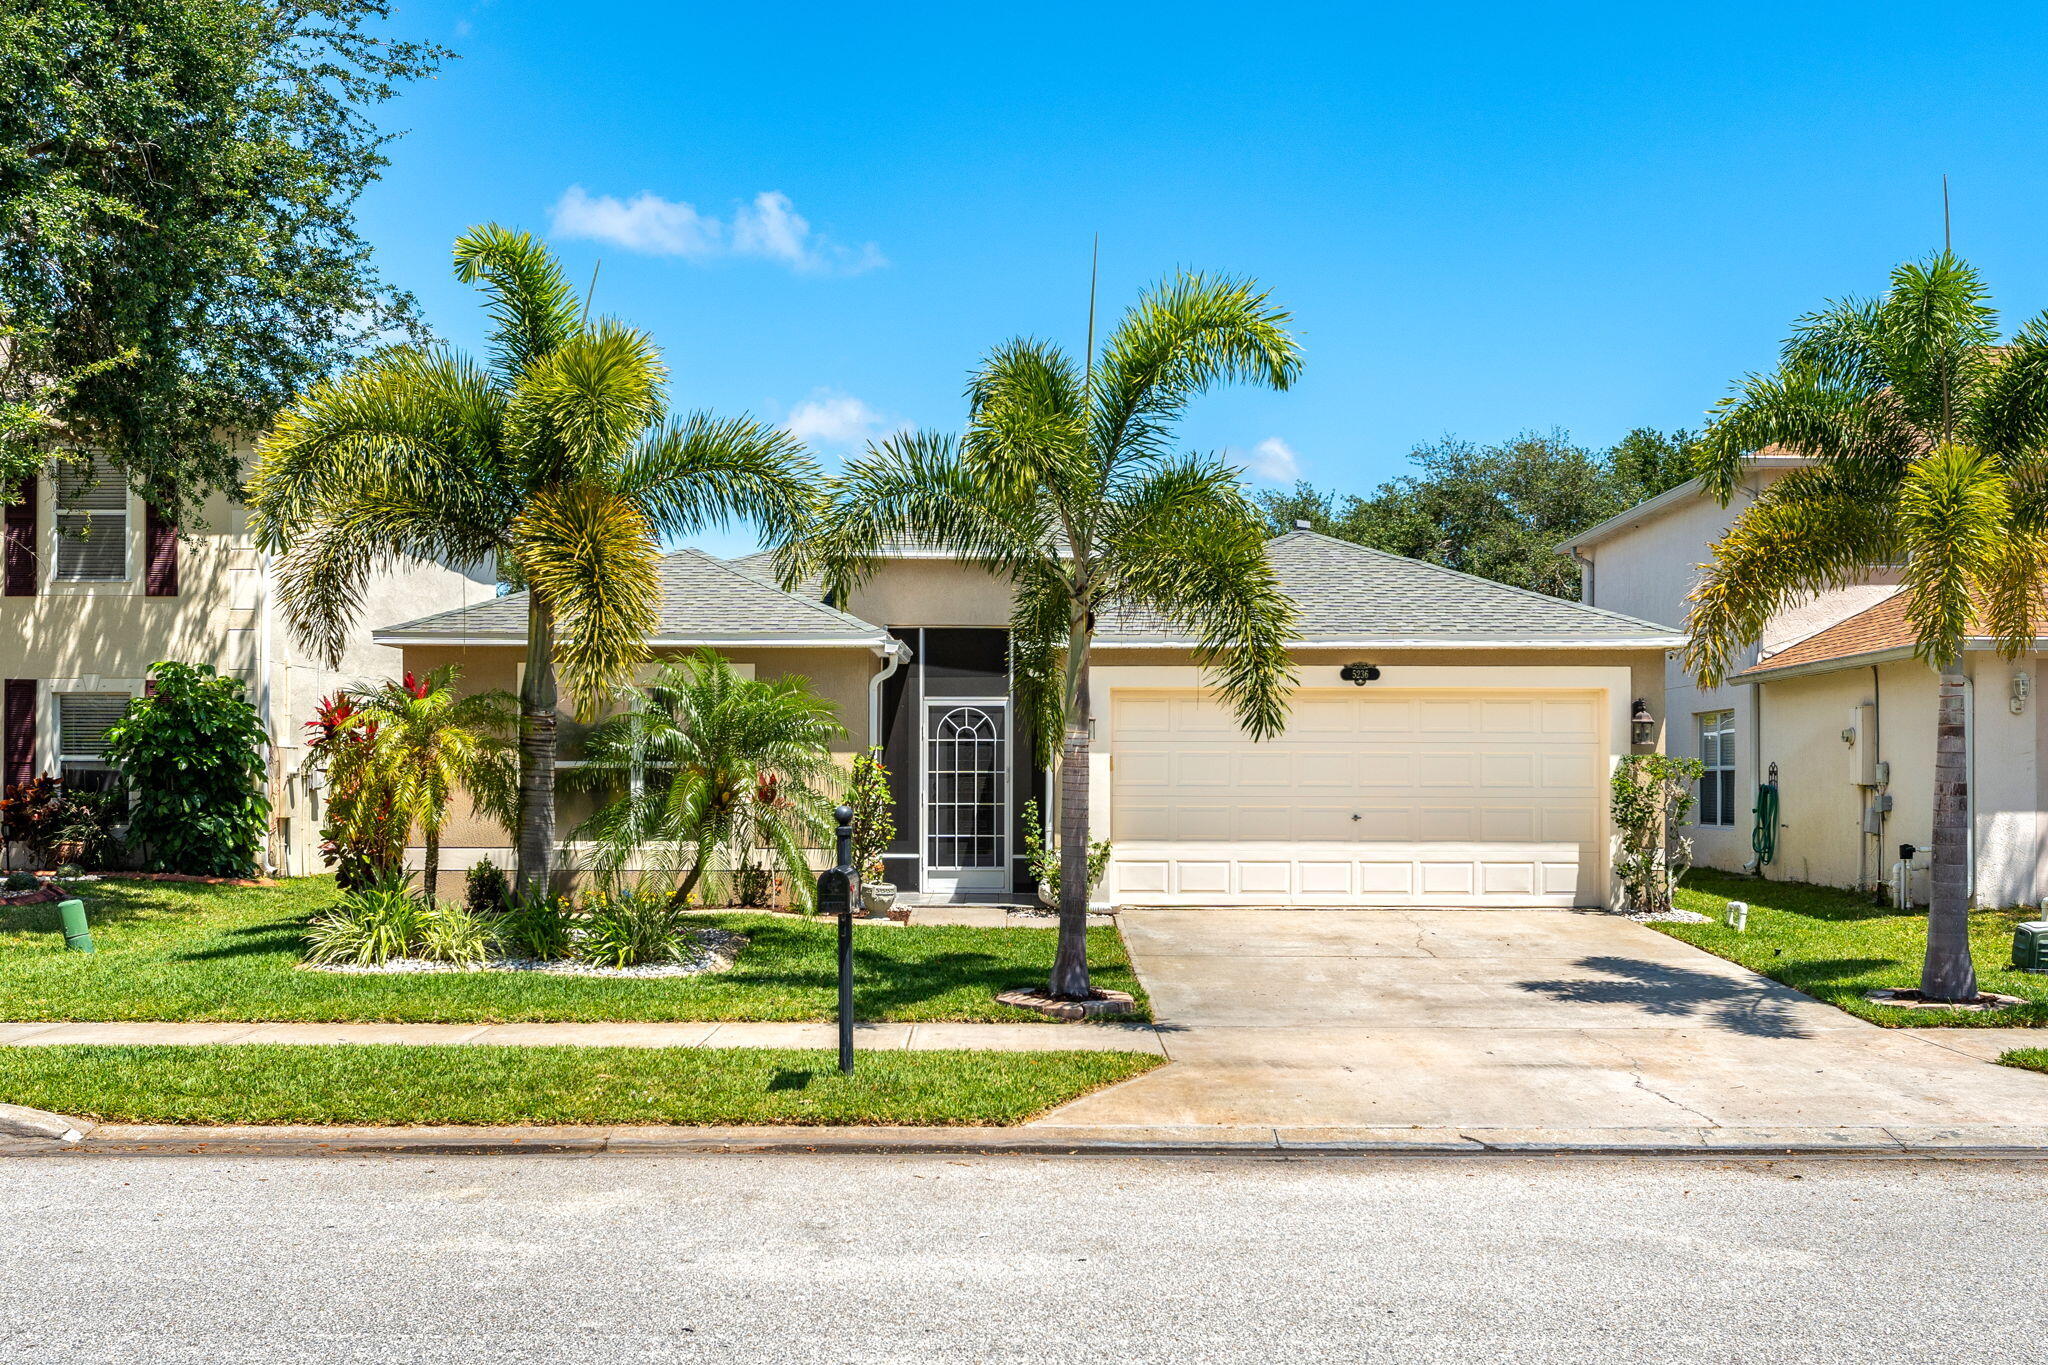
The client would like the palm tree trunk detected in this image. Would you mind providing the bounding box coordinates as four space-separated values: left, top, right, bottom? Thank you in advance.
422 829 440 908
516 595 559 896
1050 632 1093 1000
1921 663 1979 1001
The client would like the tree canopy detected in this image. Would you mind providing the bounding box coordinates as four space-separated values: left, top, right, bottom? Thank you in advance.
1258 427 1697 598
0 0 448 518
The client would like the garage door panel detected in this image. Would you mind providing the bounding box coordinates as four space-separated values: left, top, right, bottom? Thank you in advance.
1110 688 1605 907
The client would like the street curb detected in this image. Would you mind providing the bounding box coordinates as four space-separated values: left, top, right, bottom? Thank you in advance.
7 1122 2048 1159
0 1103 91 1144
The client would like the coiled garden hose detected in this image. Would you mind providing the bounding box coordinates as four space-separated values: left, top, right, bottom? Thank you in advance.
1752 781 1780 868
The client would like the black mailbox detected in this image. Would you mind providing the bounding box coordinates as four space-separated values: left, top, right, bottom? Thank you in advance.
817 865 854 919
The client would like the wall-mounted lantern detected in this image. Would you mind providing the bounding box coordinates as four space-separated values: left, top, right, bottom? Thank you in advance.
1631 698 1656 747
1340 662 1381 686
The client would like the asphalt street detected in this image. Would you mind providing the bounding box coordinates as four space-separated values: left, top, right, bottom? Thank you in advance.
4 1153 2045 1363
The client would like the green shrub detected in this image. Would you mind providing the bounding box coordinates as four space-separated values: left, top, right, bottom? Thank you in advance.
417 904 491 966
734 863 772 908
103 661 269 877
493 887 574 961
465 858 511 917
305 874 426 965
578 889 688 967
3 871 39 892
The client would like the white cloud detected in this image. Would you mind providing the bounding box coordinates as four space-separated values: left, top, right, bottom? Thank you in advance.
549 186 885 275
1247 436 1300 482
783 389 902 449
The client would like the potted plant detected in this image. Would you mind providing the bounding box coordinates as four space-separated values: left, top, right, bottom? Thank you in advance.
1022 800 1113 911
845 749 897 916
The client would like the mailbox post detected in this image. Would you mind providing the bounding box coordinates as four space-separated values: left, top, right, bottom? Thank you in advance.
816 805 858 1074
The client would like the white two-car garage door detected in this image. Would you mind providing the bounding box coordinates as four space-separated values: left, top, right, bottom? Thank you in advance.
1108 688 1607 907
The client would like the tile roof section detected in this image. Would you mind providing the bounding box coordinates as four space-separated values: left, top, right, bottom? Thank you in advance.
374 546 888 645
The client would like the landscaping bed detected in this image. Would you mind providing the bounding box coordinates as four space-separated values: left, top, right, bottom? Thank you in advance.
1659 870 2048 1027
0 1043 1163 1127
0 877 1150 1024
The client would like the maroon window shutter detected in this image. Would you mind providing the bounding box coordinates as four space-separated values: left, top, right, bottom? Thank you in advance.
3 679 34 790
144 502 178 596
3 478 34 597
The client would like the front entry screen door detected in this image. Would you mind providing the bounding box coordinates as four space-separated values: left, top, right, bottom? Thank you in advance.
926 701 1008 891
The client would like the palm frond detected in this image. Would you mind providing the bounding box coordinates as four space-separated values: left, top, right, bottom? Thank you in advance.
1008 564 1081 767
784 430 1053 602
1105 459 1297 738
1090 272 1302 468
1693 367 1930 503
451 225 584 382
1897 445 2008 669
1684 470 1899 686
964 338 1092 507
505 320 667 486
510 483 662 718
614 411 820 546
1972 314 2048 458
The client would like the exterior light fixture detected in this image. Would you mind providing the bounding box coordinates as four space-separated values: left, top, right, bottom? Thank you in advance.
1340 662 1380 686
1631 699 1656 747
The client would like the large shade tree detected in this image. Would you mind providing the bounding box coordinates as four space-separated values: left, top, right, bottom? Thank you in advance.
788 273 1301 1000
250 226 817 893
1686 253 2048 1003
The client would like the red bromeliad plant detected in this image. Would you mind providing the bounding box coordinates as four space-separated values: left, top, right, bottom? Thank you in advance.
305 693 403 889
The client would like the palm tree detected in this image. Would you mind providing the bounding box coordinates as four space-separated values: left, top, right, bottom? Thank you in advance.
573 649 846 910
248 226 818 894
337 667 519 902
785 273 1301 1000
1687 252 2048 1003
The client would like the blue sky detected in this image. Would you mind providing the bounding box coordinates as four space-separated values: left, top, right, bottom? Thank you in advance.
359 2 2048 555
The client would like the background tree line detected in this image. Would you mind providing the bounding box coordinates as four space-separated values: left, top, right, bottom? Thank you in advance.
1257 427 1698 599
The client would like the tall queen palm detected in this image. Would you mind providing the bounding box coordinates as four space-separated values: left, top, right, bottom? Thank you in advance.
250 227 817 893
787 273 1301 1000
1687 253 2048 1002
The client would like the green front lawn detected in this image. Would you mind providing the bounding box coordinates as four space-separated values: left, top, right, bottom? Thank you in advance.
0 1044 1162 1127
0 877 1149 1024
1999 1048 2048 1076
1659 870 2048 1027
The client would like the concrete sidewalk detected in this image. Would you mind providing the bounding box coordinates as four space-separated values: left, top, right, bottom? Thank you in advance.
0 1019 1166 1053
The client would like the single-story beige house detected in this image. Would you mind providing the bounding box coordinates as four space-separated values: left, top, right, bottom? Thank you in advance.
377 530 1681 908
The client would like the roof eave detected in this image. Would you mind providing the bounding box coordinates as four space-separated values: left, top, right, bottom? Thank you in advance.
1096 635 1686 650
373 632 891 649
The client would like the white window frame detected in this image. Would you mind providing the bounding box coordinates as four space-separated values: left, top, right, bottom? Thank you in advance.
1696 709 1736 828
54 688 137 790
45 456 137 590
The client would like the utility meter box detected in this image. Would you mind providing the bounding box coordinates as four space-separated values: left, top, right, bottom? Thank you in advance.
2013 921 2048 972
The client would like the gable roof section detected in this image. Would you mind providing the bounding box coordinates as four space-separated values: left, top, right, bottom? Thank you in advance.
1555 450 1812 555
374 546 888 647
1739 587 2047 680
1100 531 1684 646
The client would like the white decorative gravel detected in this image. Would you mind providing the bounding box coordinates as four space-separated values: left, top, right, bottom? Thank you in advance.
305 929 745 979
1619 907 1712 924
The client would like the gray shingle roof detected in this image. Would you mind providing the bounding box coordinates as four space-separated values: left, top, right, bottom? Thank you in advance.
1098 531 1683 644
374 547 887 645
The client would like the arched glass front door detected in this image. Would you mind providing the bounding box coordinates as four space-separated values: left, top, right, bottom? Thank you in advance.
925 701 1009 893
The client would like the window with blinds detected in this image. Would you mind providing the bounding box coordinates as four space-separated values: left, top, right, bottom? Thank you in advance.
1696 709 1737 828
54 457 129 581
58 691 131 793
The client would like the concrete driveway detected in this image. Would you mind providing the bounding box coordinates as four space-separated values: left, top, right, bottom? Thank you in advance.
1036 909 2048 1145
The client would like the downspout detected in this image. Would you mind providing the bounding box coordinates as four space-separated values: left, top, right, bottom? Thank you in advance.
866 638 906 757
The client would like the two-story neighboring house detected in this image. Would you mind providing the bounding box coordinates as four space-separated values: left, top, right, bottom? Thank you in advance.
1561 454 2048 908
1 456 494 875
376 530 1685 908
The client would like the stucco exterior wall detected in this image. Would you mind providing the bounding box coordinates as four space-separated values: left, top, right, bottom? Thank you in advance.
396 641 881 889
2 474 488 876
1575 471 1907 875
837 559 1014 630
